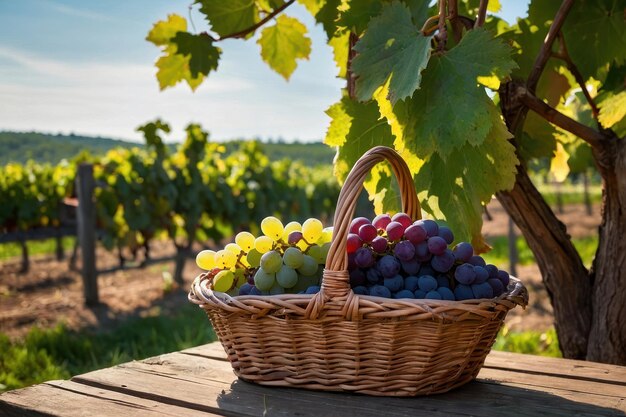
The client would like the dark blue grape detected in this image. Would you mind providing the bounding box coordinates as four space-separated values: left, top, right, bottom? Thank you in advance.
355 247 375 268
437 287 455 300
487 278 505 296
427 236 447 255
353 286 369 295
238 283 253 295
414 289 427 298
348 253 357 270
249 286 263 295
469 255 487 267
305 285 321 294
418 264 435 277
366 267 382 284
394 289 415 299
432 249 455 272
418 275 437 292
414 241 431 262
454 263 476 285
438 226 454 244
417 219 439 237
436 275 450 288
384 274 404 292
497 270 510 287
404 276 419 292
350 268 366 287
377 255 401 278
394 240 415 261
485 264 499 278
452 242 473 262
370 285 392 298
401 258 421 275
454 284 474 300
471 282 494 299
473 266 489 284
425 290 442 300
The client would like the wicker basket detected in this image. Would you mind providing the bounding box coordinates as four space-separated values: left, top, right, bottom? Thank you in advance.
189 146 528 396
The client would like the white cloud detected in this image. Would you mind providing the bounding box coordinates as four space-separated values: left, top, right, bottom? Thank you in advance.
40 0 118 23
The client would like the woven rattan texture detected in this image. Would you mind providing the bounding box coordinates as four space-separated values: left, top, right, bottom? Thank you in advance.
189 146 528 396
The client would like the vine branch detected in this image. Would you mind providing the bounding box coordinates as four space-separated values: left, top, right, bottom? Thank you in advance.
526 0 574 94
474 0 488 28
207 0 296 42
518 86 605 148
436 0 447 51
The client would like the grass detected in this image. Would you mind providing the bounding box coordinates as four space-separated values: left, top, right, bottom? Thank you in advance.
0 237 75 261
537 182 602 206
493 327 561 358
0 303 216 393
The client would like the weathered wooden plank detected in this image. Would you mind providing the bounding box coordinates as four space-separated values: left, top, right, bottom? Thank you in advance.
485 350 626 386
0 380 222 417
72 352 626 416
180 341 228 360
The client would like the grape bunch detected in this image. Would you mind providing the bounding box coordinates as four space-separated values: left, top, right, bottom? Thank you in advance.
346 213 511 300
195 216 331 296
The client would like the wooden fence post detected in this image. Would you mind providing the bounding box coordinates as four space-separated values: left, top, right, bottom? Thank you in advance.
77 164 98 305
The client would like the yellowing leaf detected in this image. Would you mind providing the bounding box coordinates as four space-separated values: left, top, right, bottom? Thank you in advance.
328 31 349 78
146 14 187 46
488 0 501 13
550 142 570 182
598 91 626 128
258 15 312 80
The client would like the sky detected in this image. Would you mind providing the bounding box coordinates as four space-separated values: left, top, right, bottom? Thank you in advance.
0 0 529 143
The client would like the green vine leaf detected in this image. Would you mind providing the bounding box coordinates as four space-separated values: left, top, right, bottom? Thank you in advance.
352 1 432 105
197 0 259 38
172 33 222 78
258 15 312 80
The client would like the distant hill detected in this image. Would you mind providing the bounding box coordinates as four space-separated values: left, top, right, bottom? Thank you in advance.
0 131 335 167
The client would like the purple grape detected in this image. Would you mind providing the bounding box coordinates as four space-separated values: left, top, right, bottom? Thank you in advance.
469 255 486 267
386 221 405 241
438 226 454 244
404 276 419 292
436 275 450 288
238 283 253 295
288 231 303 245
471 282 494 299
452 242 473 262
372 214 392 231
348 253 356 270
432 249 455 272
349 268 366 287
377 255 401 278
473 266 489 284
394 240 415 261
414 289 427 298
371 236 388 253
394 289 415 299
366 268 382 284
404 224 427 244
392 212 412 228
454 284 474 300
416 219 439 237
347 233 362 254
497 270 510 287
437 287 455 300
414 241 431 262
488 278 505 296
247 275 256 285
384 275 404 292
358 223 378 243
418 264 435 277
353 286 369 295
350 217 371 234
418 275 437 292
485 264 499 278
305 285 321 294
370 285 391 298
425 290 442 300
249 286 263 295
354 247 375 268
454 263 476 285
427 236 447 255
400 258 420 275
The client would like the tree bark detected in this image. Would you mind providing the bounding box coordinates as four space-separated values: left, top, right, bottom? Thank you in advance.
173 245 190 286
583 170 593 216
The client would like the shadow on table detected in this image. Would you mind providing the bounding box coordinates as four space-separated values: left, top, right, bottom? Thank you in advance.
217 379 625 417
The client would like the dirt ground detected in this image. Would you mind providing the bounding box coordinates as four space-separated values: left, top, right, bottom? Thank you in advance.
0 201 601 340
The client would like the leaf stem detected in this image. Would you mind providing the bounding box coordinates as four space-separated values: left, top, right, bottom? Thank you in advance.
215 0 296 41
188 3 197 34
474 0 488 28
436 0 447 51
347 32 359 99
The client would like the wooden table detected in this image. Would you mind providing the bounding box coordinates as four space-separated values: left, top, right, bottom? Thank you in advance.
1 341 625 416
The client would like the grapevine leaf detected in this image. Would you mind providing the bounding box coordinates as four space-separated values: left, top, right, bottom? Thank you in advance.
488 0 501 12
351 1 433 105
550 142 570 182
315 0 341 38
328 31 350 78
257 15 312 80
337 0 382 35
567 140 594 174
297 0 324 16
146 14 187 46
519 112 557 160
172 32 221 78
598 91 626 128
197 0 259 38
414 125 518 252
155 51 204 91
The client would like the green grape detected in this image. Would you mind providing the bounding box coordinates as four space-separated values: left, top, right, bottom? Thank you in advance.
276 266 298 288
225 243 242 255
297 254 318 276
235 231 255 253
215 250 237 269
293 273 320 293
261 216 284 241
302 218 323 243
234 268 246 287
195 250 216 270
316 227 334 245
254 268 275 291
282 221 302 241
247 248 262 268
320 242 331 262
307 245 325 264
283 247 304 269
213 270 235 292
260 250 282 273
269 282 285 295
255 236 273 253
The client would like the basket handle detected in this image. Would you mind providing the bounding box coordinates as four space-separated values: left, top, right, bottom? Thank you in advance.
321 146 420 298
